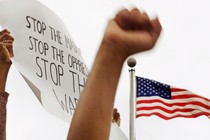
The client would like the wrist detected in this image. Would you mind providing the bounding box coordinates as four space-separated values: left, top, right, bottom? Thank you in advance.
0 61 12 70
99 40 128 65
0 63 11 91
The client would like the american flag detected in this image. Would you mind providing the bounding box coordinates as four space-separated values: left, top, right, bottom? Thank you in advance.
136 76 210 120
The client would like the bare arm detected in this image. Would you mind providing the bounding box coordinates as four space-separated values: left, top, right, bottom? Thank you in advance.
67 8 162 140
0 29 14 140
0 91 9 140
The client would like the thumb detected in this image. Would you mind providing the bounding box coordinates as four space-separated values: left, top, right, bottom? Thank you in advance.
0 45 11 62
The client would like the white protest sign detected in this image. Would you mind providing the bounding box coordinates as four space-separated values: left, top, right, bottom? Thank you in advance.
0 0 128 139
109 123 128 140
0 0 88 121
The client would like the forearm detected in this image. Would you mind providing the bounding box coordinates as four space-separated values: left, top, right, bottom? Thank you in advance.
0 64 11 140
67 43 125 140
0 91 9 140
0 64 11 91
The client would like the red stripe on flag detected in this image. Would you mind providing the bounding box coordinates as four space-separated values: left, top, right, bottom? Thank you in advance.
136 112 210 120
172 94 210 102
137 99 210 109
137 106 195 114
170 88 187 92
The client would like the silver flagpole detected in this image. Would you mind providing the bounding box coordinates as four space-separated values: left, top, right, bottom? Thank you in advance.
127 58 136 140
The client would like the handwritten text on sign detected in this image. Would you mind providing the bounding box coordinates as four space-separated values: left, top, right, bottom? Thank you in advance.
25 15 89 115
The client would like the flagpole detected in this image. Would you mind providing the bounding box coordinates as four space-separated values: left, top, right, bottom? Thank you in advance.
127 58 136 140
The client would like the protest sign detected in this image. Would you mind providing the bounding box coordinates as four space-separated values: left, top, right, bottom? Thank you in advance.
0 0 88 121
0 0 128 139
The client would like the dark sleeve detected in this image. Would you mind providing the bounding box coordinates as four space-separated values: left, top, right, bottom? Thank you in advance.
0 91 9 140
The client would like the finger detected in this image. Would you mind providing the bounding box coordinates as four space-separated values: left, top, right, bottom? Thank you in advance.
0 29 10 36
115 8 152 30
113 108 117 112
114 111 120 119
115 113 120 120
150 17 162 45
130 8 142 14
112 108 117 116
0 42 14 57
115 9 130 30
0 33 14 42
4 33 14 41
0 45 11 62
3 39 13 43
0 38 14 44
0 42 13 47
128 8 152 29
6 44 14 58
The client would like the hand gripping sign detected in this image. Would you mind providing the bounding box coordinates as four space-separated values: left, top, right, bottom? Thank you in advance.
0 0 128 139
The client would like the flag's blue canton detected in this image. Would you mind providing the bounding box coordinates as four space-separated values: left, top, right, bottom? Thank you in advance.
136 77 172 99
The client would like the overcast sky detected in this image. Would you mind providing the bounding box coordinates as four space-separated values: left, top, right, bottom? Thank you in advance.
5 0 210 139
